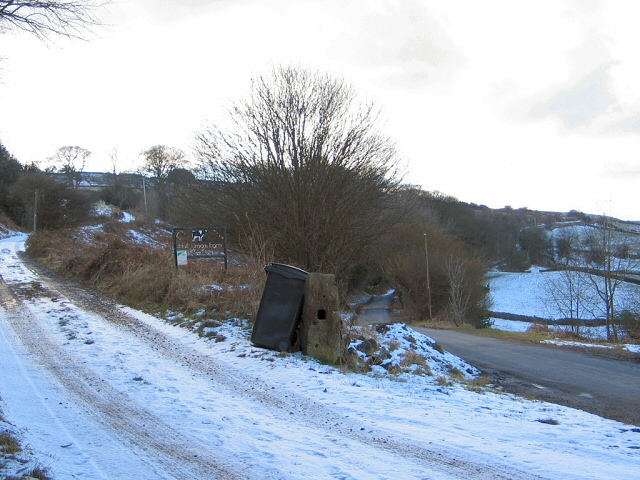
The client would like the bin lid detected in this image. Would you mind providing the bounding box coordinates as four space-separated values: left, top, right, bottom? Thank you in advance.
264 263 309 280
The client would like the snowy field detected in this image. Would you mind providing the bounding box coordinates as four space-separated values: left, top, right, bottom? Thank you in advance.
1 233 639 479
487 266 640 347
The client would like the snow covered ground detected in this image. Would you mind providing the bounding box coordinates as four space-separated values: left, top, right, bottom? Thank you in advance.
1 234 639 479
487 267 640 345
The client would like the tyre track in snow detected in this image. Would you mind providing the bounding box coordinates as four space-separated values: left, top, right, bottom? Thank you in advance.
14 253 546 480
0 278 248 480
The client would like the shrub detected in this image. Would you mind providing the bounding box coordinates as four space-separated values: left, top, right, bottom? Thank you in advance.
465 375 493 392
400 350 432 376
384 221 490 325
617 310 640 341
0 432 21 455
10 173 93 229
26 222 265 319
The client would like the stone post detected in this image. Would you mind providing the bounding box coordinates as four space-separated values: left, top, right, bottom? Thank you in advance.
301 273 342 364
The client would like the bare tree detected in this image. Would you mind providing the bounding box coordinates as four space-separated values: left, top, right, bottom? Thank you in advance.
141 145 185 179
542 268 597 335
108 147 118 175
582 216 638 342
48 145 91 187
140 145 186 219
10 172 92 228
0 1 103 40
189 66 403 284
554 227 579 262
444 254 473 326
544 227 596 333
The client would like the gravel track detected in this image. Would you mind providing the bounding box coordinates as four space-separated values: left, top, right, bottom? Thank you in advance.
2 253 546 480
0 279 243 479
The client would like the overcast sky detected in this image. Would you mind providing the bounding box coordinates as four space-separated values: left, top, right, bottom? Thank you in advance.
2 0 639 220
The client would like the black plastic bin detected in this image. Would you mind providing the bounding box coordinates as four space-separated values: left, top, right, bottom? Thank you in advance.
251 263 309 351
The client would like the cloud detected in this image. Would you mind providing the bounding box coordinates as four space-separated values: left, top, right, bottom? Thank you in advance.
536 66 615 129
133 0 251 24
531 60 640 138
621 113 640 133
520 11 640 138
330 0 463 89
526 21 617 125
603 163 640 180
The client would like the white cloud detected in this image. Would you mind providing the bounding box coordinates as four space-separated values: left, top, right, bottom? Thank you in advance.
1 0 639 219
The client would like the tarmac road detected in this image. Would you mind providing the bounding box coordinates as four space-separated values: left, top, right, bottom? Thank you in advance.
415 327 640 427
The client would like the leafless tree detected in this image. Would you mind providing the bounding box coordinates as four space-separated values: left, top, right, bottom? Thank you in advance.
10 172 92 228
443 254 474 326
0 1 103 40
544 228 596 333
141 145 185 180
582 216 638 342
108 147 118 175
47 145 91 187
542 268 596 335
554 227 579 261
140 145 186 219
188 66 403 284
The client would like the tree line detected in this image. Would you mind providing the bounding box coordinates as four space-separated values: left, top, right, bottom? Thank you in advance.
4 0 637 336
3 63 639 337
0 65 504 327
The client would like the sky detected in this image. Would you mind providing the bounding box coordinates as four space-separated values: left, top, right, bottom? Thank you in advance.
1 227 639 479
1 0 640 220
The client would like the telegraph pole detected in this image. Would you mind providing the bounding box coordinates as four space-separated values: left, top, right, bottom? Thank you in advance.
33 190 38 233
424 233 432 319
142 175 148 216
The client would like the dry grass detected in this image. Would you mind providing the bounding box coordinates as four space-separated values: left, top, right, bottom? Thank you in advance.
26 223 266 321
0 211 21 234
340 349 372 374
448 366 465 380
5 467 51 480
0 432 21 455
400 350 433 376
526 323 579 340
465 375 494 393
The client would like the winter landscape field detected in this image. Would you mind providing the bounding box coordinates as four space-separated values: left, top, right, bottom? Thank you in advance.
1 221 639 479
488 266 640 347
4 2 640 478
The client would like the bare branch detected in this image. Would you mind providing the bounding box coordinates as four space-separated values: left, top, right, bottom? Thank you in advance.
0 1 105 40
189 66 404 281
47 145 91 187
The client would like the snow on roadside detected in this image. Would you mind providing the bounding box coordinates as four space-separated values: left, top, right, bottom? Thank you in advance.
347 322 480 378
1 234 639 479
121 305 640 480
489 317 534 332
0 413 45 479
541 340 615 349
0 225 22 241
543 339 640 354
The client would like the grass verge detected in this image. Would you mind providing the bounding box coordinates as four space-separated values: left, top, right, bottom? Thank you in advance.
25 222 265 322
413 320 639 361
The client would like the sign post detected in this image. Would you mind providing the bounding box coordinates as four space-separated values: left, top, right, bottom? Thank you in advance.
172 227 228 269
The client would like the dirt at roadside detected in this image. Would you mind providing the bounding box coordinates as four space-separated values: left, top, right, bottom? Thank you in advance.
482 368 640 427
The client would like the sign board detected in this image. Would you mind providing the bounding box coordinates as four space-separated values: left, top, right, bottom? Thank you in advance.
176 250 188 266
172 227 228 269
